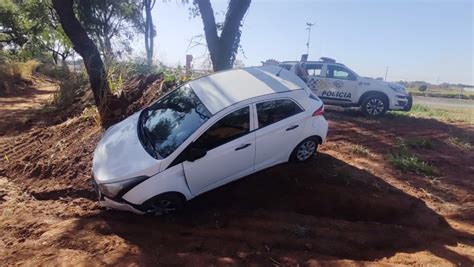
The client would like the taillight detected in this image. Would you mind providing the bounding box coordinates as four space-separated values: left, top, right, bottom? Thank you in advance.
312 105 325 116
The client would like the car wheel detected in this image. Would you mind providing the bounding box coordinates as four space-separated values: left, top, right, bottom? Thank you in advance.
290 137 318 162
143 193 184 216
361 95 388 117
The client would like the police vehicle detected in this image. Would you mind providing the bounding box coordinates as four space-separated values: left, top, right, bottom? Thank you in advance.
280 57 412 116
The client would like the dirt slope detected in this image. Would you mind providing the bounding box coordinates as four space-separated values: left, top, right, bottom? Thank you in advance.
0 78 473 266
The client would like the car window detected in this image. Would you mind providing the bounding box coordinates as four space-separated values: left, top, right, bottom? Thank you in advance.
141 85 211 158
326 65 356 80
256 99 303 128
306 63 323 77
194 107 250 151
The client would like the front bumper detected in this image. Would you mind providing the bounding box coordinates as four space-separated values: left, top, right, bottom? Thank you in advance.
393 94 412 111
99 196 145 215
91 178 145 215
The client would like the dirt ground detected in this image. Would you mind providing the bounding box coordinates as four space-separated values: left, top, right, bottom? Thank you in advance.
0 77 473 266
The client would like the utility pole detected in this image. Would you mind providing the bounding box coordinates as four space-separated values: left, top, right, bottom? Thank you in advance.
384 66 389 81
306 22 314 55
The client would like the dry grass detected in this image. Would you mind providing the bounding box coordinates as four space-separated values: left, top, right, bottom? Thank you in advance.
348 144 371 156
389 104 474 124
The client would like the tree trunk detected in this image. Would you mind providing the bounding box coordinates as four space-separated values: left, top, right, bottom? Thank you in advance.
195 0 250 72
52 0 112 125
144 0 156 66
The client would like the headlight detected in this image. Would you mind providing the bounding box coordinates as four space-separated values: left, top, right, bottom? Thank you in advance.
388 84 406 94
98 176 148 198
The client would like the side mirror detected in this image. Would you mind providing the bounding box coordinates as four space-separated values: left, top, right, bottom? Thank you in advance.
185 144 207 162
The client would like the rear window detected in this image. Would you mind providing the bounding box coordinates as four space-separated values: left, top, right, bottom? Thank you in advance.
256 99 303 128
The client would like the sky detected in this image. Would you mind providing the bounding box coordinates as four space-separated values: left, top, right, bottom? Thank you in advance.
145 0 473 85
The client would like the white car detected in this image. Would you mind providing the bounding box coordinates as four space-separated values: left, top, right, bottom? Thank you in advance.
280 57 412 116
92 66 328 215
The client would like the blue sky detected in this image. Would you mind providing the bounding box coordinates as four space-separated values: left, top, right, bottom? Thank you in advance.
147 0 473 84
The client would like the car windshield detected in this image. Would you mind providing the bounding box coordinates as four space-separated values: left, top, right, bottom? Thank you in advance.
139 85 211 159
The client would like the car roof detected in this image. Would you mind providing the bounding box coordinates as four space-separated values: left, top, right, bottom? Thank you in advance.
189 66 307 114
280 61 346 66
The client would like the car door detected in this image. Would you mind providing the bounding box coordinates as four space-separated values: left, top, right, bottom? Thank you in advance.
254 98 305 171
306 63 324 94
183 106 256 196
318 64 359 104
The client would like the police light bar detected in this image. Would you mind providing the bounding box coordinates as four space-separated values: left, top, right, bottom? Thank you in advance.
320 57 336 63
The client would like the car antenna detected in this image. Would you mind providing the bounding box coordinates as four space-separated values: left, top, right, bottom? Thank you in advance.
276 66 284 77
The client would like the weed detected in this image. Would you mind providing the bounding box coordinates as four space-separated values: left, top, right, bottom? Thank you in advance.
81 107 101 126
398 137 433 149
447 136 472 151
388 148 435 176
348 144 371 156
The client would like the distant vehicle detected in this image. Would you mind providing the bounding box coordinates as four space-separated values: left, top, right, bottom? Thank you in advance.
92 66 328 215
280 57 412 116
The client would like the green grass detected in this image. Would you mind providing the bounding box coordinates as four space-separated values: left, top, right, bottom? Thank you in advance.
447 136 472 151
389 104 474 124
388 148 435 176
397 137 433 149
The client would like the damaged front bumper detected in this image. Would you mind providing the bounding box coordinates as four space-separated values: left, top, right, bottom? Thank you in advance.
91 178 145 215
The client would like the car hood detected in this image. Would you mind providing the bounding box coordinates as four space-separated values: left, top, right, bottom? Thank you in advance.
92 111 161 184
360 77 402 88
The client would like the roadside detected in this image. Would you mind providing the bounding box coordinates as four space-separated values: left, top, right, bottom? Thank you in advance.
0 77 473 266
413 95 474 109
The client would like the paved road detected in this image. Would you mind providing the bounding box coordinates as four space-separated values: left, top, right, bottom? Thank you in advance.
413 95 474 109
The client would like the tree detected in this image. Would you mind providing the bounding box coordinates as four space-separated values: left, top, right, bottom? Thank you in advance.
75 0 144 64
194 0 251 71
144 0 156 66
0 0 73 64
52 0 110 122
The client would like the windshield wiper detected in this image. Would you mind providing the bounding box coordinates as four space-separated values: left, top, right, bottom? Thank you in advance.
142 127 159 158
139 109 159 159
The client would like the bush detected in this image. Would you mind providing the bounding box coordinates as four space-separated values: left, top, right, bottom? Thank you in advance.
51 72 88 108
418 84 428 92
37 64 70 80
388 149 435 176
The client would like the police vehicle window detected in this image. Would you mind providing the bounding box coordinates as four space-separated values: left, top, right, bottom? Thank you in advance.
306 63 323 76
326 65 355 80
257 99 303 128
195 107 250 151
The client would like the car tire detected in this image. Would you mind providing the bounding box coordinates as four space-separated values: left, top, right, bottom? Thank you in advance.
142 193 184 216
361 95 388 117
290 137 319 163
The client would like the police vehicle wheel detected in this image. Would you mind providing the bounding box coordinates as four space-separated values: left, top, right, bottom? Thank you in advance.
290 137 319 162
361 95 388 117
143 193 184 216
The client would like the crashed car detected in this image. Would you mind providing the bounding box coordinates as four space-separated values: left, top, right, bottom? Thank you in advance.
92 66 328 215
281 57 412 116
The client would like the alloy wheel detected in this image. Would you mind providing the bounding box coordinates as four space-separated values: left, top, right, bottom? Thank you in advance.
296 140 316 161
147 199 177 216
366 98 385 115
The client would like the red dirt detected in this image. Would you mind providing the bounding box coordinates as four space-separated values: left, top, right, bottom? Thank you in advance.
0 77 473 266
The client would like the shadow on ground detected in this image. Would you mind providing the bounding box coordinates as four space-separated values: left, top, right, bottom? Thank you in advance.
59 153 473 265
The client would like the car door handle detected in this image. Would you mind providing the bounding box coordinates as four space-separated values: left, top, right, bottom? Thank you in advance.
235 143 251 151
286 125 299 131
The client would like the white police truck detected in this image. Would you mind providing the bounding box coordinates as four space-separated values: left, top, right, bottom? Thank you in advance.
280 58 412 116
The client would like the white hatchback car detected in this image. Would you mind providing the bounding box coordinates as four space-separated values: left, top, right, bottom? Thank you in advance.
92 66 328 215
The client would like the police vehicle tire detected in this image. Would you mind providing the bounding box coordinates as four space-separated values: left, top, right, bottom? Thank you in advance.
290 137 319 163
361 94 388 117
143 192 184 216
